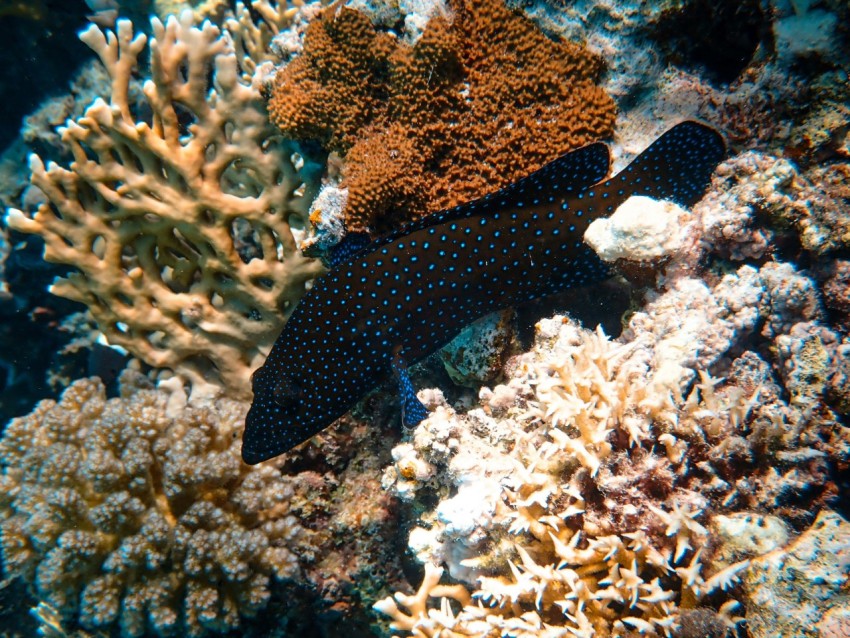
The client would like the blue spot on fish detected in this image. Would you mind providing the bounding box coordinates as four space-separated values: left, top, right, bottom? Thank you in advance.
242 121 725 464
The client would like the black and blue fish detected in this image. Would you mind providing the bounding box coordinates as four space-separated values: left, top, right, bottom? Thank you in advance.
243 121 725 464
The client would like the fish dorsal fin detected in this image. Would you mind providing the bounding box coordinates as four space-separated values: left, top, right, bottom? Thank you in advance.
598 121 726 208
472 141 611 212
332 142 611 268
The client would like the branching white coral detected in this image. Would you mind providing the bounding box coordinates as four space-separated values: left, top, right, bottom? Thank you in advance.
379 316 756 637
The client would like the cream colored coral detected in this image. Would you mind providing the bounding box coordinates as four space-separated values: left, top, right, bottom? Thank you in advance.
0 374 303 637
6 12 323 398
379 316 753 637
225 0 304 81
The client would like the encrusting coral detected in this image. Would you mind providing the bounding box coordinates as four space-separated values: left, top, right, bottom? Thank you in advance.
5 11 324 398
268 0 616 235
0 371 304 637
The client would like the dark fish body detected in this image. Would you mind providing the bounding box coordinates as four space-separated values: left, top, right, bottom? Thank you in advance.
243 122 725 464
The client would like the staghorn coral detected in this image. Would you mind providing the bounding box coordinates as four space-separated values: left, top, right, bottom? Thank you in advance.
268 0 616 235
0 373 304 637
5 12 324 398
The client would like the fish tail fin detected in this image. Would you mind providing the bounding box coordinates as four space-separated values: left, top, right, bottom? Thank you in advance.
600 121 726 208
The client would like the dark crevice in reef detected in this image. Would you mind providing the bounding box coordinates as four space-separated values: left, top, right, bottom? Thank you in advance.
0 0 94 153
649 0 771 85
516 276 633 349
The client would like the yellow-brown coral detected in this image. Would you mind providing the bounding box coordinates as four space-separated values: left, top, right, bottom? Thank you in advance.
0 373 303 637
6 12 324 398
268 0 616 233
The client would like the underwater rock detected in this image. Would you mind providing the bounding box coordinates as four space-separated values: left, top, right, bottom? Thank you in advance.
697 151 802 261
585 195 695 264
761 261 823 339
774 9 840 63
744 509 850 638
774 322 837 408
711 512 791 570
439 310 516 387
799 162 850 254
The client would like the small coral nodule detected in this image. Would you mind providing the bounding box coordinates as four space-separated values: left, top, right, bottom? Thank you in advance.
0 374 302 637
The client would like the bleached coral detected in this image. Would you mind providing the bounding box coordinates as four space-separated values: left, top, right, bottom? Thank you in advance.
584 195 696 264
5 12 323 398
0 373 304 637
379 317 754 637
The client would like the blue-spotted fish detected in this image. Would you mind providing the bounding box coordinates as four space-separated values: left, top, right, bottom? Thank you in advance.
243 121 725 464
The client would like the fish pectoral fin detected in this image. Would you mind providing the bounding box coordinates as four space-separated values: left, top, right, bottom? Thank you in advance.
391 351 429 428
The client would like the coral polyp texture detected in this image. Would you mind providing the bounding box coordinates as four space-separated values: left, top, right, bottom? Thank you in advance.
5 12 324 397
268 0 616 234
373 130 850 634
0 373 303 637
379 317 758 637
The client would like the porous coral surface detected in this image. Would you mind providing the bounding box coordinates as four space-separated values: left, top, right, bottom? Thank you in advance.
268 0 616 234
0 374 303 636
0 370 407 638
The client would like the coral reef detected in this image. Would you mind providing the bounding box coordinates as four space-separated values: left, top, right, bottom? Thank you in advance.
0 373 304 636
268 0 616 235
378 307 848 634
1 0 850 637
378 317 758 636
744 509 850 638
0 369 407 637
5 13 324 398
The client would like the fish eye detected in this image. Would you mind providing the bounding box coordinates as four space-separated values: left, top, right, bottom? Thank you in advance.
272 377 301 408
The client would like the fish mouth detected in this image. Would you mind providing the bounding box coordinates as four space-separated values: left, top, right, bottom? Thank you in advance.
241 403 283 465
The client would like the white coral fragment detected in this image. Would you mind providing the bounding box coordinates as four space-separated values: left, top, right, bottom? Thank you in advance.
585 195 693 263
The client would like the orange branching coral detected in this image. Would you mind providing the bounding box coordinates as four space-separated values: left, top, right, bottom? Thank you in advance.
268 0 616 233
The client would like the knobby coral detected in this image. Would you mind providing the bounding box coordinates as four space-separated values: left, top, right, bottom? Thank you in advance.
6 11 324 398
268 0 616 235
0 372 304 637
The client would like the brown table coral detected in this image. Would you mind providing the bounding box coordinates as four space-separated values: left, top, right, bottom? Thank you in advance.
268 0 617 234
